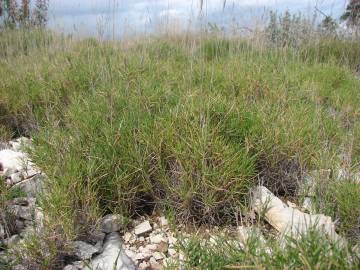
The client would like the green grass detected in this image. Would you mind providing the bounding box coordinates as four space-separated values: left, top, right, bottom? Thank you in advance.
315 179 360 243
177 230 360 270
0 30 360 268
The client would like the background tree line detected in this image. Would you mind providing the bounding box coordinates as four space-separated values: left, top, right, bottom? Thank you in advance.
0 0 48 28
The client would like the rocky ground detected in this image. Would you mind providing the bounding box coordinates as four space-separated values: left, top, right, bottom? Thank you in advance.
0 137 358 270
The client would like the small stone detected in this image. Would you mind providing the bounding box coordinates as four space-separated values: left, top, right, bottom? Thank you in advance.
159 216 169 227
150 234 167 244
168 248 177 257
125 249 137 259
73 241 99 260
144 244 158 251
138 236 145 242
153 252 165 261
134 221 152 236
150 261 162 270
100 214 123 233
123 232 132 243
138 261 149 270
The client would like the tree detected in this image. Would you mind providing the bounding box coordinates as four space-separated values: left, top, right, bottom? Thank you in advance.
319 16 338 36
341 0 360 27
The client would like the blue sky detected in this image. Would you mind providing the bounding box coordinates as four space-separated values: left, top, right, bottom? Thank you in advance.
47 0 348 37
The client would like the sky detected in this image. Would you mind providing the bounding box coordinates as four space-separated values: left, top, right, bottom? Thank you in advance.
47 0 348 38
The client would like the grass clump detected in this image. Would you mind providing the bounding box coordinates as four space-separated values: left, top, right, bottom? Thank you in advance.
0 30 359 253
178 231 360 270
316 179 360 243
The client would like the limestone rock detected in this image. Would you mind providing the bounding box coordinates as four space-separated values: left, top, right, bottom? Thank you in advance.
88 232 136 270
150 234 167 244
7 205 33 221
73 241 99 260
11 174 45 197
134 221 152 236
251 186 339 240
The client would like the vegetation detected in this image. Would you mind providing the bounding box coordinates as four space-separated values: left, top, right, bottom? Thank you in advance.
0 6 359 269
341 0 360 28
178 230 360 269
0 0 49 28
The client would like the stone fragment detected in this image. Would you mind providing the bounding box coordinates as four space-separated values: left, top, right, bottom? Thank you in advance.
168 248 177 257
101 214 123 233
252 186 339 240
12 174 45 197
153 252 165 260
88 232 135 270
73 241 99 260
134 221 152 236
123 232 132 243
138 261 149 270
150 234 167 244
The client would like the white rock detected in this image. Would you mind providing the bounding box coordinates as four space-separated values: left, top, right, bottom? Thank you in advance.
9 172 23 185
138 236 145 242
138 261 149 270
0 150 26 173
134 221 152 236
87 232 135 270
168 248 177 257
150 234 167 244
123 232 132 243
144 244 158 251
124 249 137 259
251 186 339 240
9 137 31 152
153 252 165 260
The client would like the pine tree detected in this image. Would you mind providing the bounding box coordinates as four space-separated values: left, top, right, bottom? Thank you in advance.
341 0 360 27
